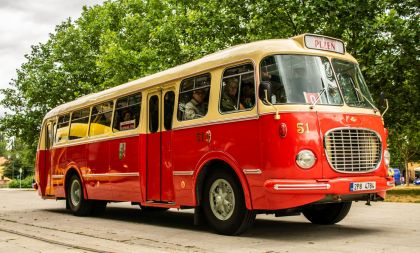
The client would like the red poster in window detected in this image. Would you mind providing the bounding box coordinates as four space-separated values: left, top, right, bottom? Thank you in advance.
120 120 135 130
303 92 320 104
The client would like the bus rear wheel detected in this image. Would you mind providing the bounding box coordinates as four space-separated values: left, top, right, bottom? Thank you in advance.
202 170 255 235
303 202 352 225
67 174 93 216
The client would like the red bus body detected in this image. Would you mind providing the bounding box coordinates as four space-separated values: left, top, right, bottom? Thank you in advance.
34 34 393 234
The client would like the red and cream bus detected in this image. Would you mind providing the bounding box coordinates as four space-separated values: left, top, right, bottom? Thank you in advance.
35 34 394 235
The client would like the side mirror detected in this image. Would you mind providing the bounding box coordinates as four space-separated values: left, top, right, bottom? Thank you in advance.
259 81 272 104
379 92 386 108
379 92 389 116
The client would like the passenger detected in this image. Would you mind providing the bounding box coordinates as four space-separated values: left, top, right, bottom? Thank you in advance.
240 83 255 109
122 111 132 122
221 78 244 112
184 89 207 120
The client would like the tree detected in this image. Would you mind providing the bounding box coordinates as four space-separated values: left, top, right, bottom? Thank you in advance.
0 0 418 170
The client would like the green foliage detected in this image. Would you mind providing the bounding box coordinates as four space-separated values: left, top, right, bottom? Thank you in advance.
0 133 7 157
0 0 418 169
2 138 35 180
8 175 34 189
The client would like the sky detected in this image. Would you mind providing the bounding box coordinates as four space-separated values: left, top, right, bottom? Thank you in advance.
0 0 105 116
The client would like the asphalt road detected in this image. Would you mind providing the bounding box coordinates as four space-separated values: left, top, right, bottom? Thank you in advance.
0 189 419 253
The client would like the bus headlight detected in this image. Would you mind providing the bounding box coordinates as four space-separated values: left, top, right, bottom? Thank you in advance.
296 150 316 169
384 149 390 167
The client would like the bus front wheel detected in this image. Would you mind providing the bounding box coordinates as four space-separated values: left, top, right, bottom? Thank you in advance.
67 174 93 216
303 202 352 225
202 170 255 235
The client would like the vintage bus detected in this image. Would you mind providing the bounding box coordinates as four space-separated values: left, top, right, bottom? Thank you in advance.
34 34 394 235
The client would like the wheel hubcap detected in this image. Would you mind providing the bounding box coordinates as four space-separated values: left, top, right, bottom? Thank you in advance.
209 179 235 220
70 180 81 207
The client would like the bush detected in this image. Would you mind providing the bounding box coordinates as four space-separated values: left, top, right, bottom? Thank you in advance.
8 175 34 188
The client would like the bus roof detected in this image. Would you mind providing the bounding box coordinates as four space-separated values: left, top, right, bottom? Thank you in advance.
44 34 357 120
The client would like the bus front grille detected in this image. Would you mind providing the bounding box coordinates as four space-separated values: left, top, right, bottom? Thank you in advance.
324 128 382 173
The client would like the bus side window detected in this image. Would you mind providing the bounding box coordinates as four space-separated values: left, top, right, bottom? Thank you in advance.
149 95 159 133
69 108 90 140
89 101 114 136
177 74 211 121
113 93 141 132
164 91 175 130
220 64 255 113
55 114 70 143
45 123 53 149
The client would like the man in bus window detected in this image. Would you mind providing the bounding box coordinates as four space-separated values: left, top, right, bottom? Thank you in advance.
240 83 255 109
221 78 244 112
184 89 207 120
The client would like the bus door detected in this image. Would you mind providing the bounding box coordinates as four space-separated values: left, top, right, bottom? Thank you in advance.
43 122 54 196
146 92 162 201
161 89 175 202
146 89 176 202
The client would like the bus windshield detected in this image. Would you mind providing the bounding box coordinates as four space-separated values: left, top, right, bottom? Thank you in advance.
260 55 343 105
331 59 375 109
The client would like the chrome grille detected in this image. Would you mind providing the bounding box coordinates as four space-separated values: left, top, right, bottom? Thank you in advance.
324 128 381 173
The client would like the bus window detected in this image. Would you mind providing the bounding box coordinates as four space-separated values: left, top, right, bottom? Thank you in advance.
113 93 141 131
220 64 255 113
260 55 342 105
89 101 114 136
149 95 159 133
164 91 175 130
55 114 70 143
69 108 90 140
177 74 211 121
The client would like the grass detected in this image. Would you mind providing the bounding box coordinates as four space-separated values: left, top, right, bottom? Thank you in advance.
385 185 420 203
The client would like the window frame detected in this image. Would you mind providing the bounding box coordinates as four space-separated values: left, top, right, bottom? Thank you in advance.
112 92 142 133
88 100 115 137
218 62 256 115
177 73 212 122
68 107 91 141
54 113 71 144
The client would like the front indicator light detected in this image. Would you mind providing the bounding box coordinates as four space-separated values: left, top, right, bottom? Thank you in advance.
384 149 390 167
296 150 316 169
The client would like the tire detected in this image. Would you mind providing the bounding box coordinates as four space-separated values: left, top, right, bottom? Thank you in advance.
67 174 93 216
303 202 352 225
202 170 255 235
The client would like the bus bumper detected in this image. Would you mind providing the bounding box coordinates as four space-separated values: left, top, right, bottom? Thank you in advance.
261 176 394 210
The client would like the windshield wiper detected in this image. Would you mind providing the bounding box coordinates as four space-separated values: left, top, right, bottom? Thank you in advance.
353 87 379 113
310 78 326 109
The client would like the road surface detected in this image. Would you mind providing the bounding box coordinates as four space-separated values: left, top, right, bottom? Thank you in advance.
0 189 419 253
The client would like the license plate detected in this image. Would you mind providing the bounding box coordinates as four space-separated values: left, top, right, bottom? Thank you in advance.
350 182 376 191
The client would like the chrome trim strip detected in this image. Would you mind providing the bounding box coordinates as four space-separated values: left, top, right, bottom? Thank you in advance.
82 172 140 178
52 132 139 149
273 183 331 191
173 114 258 131
51 175 64 179
324 127 382 174
243 169 262 175
173 171 194 176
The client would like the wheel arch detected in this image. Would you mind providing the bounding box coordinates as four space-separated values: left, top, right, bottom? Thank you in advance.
194 152 252 210
64 166 88 200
